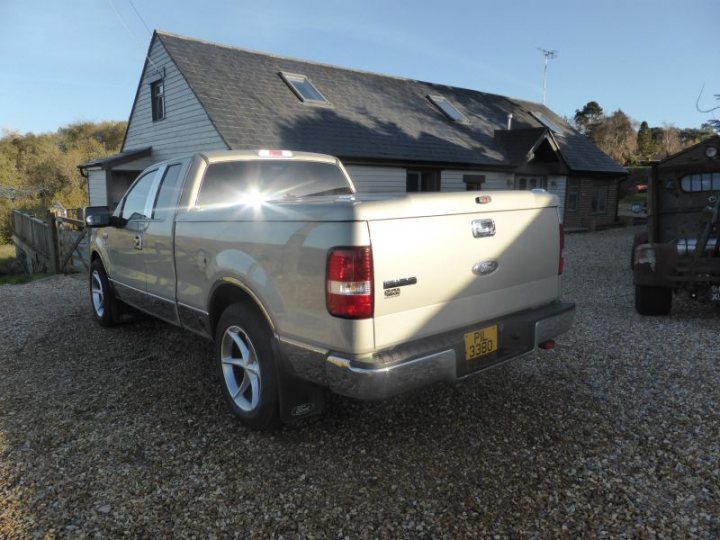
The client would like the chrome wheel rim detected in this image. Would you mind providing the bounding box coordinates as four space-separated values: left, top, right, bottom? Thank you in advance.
91 270 105 318
221 325 261 412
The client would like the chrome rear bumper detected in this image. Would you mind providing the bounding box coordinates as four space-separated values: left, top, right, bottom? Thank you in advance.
279 301 575 401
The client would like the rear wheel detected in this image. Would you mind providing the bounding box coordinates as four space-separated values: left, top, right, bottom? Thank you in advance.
215 303 281 430
635 285 672 316
90 258 123 326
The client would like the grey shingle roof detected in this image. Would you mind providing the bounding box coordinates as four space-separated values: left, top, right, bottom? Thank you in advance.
156 31 626 175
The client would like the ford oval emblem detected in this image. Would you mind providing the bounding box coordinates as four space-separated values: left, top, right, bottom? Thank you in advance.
472 260 498 276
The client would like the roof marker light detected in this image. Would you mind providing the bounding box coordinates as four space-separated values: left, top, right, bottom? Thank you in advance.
258 150 293 158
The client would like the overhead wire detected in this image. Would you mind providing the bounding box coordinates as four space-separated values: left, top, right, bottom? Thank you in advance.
105 0 160 72
127 0 152 35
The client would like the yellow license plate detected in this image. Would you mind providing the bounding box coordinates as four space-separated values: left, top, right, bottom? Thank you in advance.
464 325 498 361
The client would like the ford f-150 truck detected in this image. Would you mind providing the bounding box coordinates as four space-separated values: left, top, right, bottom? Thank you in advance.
85 150 575 429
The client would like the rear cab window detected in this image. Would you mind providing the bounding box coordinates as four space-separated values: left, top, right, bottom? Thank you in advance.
195 160 353 208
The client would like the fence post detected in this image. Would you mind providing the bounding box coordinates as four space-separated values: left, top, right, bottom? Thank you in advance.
46 214 60 274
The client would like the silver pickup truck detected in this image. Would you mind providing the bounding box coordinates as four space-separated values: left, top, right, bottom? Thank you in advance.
85 150 575 429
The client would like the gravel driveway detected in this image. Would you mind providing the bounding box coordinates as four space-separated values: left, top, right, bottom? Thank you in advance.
1 226 718 538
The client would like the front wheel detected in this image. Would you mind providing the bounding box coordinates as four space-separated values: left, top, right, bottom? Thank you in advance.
635 285 672 316
215 303 281 430
90 258 123 326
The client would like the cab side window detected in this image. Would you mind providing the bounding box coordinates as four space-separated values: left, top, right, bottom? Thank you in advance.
120 170 157 223
152 163 183 220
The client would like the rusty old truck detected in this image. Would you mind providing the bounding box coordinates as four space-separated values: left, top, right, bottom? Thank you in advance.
633 136 720 315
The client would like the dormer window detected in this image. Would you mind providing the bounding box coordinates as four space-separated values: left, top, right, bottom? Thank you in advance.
280 72 330 105
428 95 468 124
151 79 165 121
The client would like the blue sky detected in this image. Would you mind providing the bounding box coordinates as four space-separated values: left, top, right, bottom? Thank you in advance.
1 0 718 135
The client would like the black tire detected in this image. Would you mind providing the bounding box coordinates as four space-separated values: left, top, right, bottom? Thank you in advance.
89 258 123 326
215 303 281 430
635 285 672 316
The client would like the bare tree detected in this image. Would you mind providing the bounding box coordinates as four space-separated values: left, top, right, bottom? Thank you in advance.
659 123 683 158
591 110 638 165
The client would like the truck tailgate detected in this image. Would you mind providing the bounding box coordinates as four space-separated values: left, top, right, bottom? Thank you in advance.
369 203 561 349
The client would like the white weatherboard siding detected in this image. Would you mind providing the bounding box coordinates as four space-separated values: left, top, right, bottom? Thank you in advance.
441 170 514 191
119 40 227 171
87 170 107 207
547 175 567 223
344 166 406 193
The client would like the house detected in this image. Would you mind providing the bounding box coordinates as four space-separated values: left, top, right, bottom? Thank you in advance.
80 31 626 228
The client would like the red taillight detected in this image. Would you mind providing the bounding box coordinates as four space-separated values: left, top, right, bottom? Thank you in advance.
558 224 565 275
326 247 373 319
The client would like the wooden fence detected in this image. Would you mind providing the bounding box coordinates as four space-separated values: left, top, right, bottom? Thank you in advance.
11 209 89 274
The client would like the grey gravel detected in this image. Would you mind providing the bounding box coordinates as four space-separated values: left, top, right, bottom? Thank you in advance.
1 225 719 538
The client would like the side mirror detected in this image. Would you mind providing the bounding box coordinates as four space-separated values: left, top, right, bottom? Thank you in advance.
85 206 112 228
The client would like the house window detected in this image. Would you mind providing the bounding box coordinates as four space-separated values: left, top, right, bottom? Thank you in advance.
591 184 608 214
407 170 440 192
566 182 579 212
463 174 485 191
280 72 330 105
428 95 468 124
514 175 547 190
151 80 165 121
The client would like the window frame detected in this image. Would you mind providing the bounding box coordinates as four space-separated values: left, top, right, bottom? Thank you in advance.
514 175 548 191
566 182 579 212
531 111 561 133
151 79 165 121
151 163 185 220
680 172 720 192
427 95 469 124
591 183 609 215
279 72 331 106
406 170 441 192
117 168 160 224
463 174 486 191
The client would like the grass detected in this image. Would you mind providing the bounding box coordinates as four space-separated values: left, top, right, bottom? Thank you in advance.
0 273 48 285
0 244 48 285
621 193 647 204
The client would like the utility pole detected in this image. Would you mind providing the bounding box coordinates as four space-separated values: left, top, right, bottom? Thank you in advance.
538 48 558 105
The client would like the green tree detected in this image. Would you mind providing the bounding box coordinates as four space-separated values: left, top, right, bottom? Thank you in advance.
573 101 604 135
0 120 127 243
636 121 656 161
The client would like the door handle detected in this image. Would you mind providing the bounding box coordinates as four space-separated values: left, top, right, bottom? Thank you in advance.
134 234 143 250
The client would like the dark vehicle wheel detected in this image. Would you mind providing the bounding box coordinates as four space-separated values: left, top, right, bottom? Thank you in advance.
90 258 123 326
635 285 672 316
215 303 281 430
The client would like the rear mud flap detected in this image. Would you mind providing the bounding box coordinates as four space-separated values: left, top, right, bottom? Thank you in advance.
272 341 326 422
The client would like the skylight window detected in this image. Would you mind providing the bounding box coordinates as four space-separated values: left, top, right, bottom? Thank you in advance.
532 112 561 133
280 72 330 105
428 95 468 124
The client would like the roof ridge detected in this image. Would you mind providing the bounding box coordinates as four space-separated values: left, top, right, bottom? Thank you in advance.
154 29 525 101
